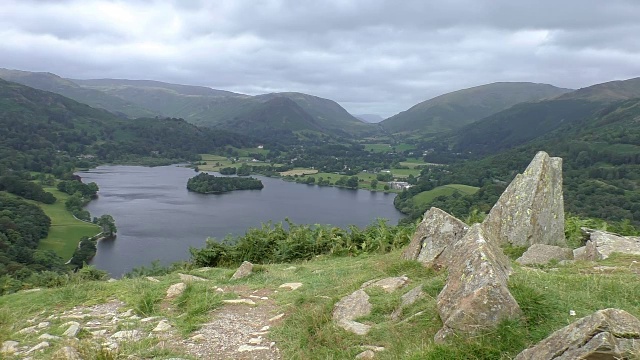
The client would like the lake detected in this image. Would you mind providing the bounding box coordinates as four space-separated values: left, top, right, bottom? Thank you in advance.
77 165 404 276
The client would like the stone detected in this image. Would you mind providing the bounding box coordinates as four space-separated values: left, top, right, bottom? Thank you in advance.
391 286 424 321
121 309 134 317
178 273 207 282
435 224 520 342
38 333 61 340
339 320 371 335
107 278 117 282
361 345 385 352
579 228 640 260
26 341 49 354
63 323 81 337
54 346 82 360
145 276 160 282
111 330 141 341
572 246 586 260
516 244 574 265
355 350 376 359
152 320 172 332
37 321 50 328
401 207 468 268
223 299 256 305
333 289 372 335
515 308 640 360
1 341 19 355
166 282 186 298
191 334 206 341
18 325 38 334
91 330 108 337
279 282 303 290
483 151 566 247
231 261 254 280
248 337 262 344
238 344 269 352
363 276 409 293
269 313 285 322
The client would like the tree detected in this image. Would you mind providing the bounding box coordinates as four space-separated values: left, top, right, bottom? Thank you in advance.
95 215 117 237
370 179 378 189
346 176 359 189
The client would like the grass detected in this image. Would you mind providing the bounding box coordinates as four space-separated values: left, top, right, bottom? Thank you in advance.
35 187 100 260
280 169 319 176
412 184 480 207
2 251 640 358
363 143 416 153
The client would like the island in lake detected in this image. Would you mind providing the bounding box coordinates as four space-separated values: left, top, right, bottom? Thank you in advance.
186 172 264 194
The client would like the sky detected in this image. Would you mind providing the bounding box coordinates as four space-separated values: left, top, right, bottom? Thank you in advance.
1 0 640 118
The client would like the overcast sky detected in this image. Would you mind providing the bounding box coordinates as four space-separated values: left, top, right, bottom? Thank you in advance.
1 0 640 117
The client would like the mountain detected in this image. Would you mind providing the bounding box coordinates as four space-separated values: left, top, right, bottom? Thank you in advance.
0 69 374 138
0 78 250 173
380 82 572 134
0 68 155 118
447 77 640 156
355 114 384 123
555 77 640 102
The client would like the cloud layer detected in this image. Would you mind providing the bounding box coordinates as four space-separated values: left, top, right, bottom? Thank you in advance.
2 0 640 117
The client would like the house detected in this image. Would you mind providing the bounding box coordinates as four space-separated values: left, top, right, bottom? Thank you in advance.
388 181 412 190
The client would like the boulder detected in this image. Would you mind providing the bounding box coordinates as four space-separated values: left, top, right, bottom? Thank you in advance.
355 350 376 359
516 244 573 265
26 341 49 354
515 308 640 359
166 282 186 298
401 207 468 268
231 261 254 280
579 229 640 260
178 273 207 282
391 286 424 321
435 224 520 342
483 151 566 247
333 289 372 335
1 341 19 355
279 282 303 290
53 346 82 360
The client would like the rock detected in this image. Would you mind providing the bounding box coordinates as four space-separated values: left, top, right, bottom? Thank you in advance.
579 229 640 260
37 321 50 328
63 323 81 337
231 261 254 280
269 313 285 322
111 330 140 341
91 330 108 337
145 276 160 282
516 244 574 265
355 350 376 359
38 333 61 340
1 341 19 355
191 334 206 341
54 346 82 360
333 289 372 335
363 276 409 293
223 299 256 305
515 308 640 360
140 316 160 323
26 341 49 354
18 325 39 334
279 282 303 290
361 345 385 352
107 278 117 282
483 151 566 247
401 207 468 268
572 246 586 260
435 224 520 342
339 320 371 335
391 286 424 321
178 273 207 282
238 344 269 352
248 337 262 345
166 282 186 298
152 320 172 332
121 309 134 317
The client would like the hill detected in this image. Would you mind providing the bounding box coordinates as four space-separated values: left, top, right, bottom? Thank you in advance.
0 69 375 139
355 114 384 123
447 77 640 156
0 68 155 118
380 82 571 134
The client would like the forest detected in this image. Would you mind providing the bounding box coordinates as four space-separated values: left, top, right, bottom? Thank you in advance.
186 173 264 194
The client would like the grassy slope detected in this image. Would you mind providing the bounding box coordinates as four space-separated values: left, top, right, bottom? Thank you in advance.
36 187 100 259
1 251 640 359
412 185 479 207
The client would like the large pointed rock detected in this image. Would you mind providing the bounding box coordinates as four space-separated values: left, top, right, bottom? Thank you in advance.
435 224 520 342
401 207 468 268
515 308 640 359
483 151 566 247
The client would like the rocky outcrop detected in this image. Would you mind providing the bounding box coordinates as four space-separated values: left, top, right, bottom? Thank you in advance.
516 244 573 266
231 261 254 280
483 151 566 247
435 224 521 342
391 286 424 321
401 207 468 268
362 276 409 293
574 229 640 261
515 308 640 359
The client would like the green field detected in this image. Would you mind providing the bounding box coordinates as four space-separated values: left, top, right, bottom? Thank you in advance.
412 184 480 207
37 187 100 260
198 154 276 172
